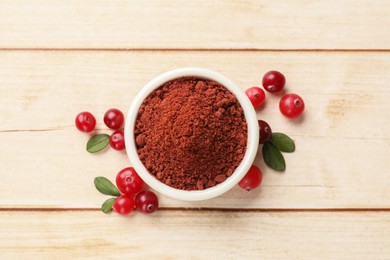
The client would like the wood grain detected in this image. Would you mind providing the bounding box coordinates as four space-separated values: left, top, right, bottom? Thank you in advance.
1 0 390 258
0 0 389 49
0 210 389 259
1 51 389 209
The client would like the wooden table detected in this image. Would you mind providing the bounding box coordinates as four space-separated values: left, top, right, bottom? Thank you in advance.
1 1 389 258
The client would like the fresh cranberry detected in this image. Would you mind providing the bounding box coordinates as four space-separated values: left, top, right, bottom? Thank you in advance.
75 111 96 133
113 195 135 215
110 130 125 150
116 167 144 195
104 108 124 130
262 70 286 93
279 93 305 118
258 120 272 144
245 86 266 108
135 190 159 214
238 165 263 191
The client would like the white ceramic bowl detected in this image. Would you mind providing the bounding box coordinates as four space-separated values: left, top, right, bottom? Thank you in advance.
125 68 258 201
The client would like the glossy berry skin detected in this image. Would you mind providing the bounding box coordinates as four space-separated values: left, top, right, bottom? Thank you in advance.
245 87 266 108
262 70 286 93
238 165 263 191
279 93 305 118
104 108 124 130
116 167 144 195
113 195 135 215
110 130 125 150
258 120 272 144
135 190 159 214
75 111 96 133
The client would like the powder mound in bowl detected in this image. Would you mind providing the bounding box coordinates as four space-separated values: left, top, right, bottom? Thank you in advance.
134 77 248 191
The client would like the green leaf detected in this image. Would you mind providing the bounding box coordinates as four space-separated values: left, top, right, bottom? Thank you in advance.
87 134 110 153
271 132 295 153
94 177 121 196
101 198 115 213
262 142 286 171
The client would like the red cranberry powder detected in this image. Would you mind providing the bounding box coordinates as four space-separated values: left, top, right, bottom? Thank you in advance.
134 77 247 190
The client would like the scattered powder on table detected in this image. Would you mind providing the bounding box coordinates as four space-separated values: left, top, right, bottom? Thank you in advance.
134 77 247 190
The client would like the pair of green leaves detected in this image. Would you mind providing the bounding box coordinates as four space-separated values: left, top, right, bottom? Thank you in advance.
94 176 121 213
262 133 295 172
87 134 110 153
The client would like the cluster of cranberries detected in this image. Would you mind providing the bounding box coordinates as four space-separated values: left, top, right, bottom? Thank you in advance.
247 71 304 144
75 108 126 151
114 167 158 215
76 109 159 215
246 70 305 119
239 70 304 191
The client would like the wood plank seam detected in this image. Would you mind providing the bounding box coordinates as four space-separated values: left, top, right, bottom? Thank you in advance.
1 208 390 212
0 48 389 52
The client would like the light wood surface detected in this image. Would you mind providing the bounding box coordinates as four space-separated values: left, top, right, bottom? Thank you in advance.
1 0 390 259
0 0 389 49
1 211 390 259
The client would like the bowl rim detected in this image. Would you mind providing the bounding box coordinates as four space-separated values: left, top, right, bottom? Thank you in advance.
124 67 259 201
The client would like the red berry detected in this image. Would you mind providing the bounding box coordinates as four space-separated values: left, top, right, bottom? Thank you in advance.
104 108 124 130
258 120 272 144
238 165 263 191
279 93 305 118
116 167 144 195
110 130 126 150
113 195 134 215
135 191 159 214
262 70 286 93
75 111 96 133
245 87 266 108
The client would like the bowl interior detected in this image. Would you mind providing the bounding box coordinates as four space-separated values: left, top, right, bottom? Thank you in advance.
125 68 259 201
